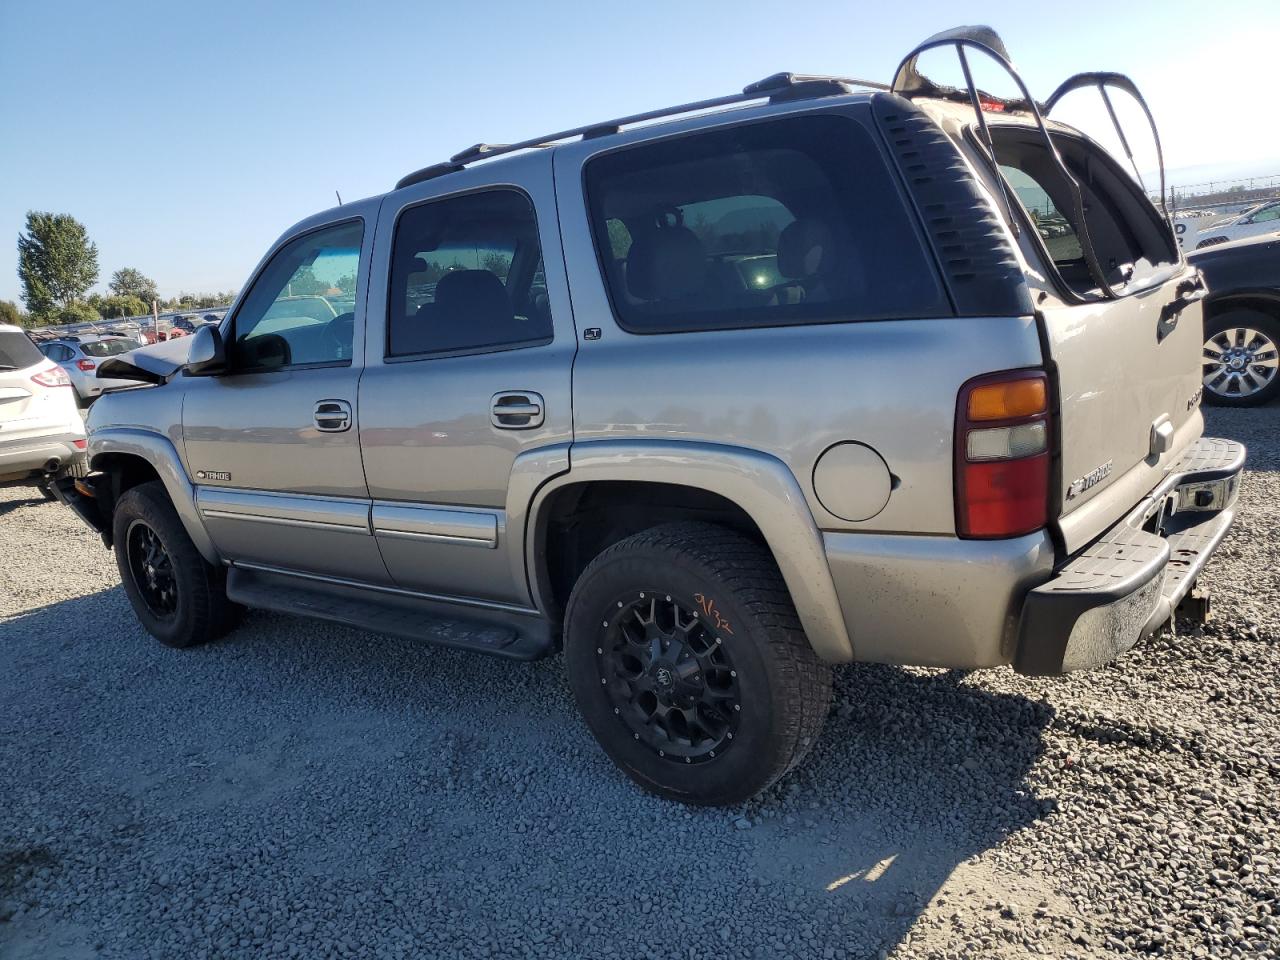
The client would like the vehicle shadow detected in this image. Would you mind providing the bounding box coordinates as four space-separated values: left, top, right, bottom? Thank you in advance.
0 493 46 518
3 588 1058 959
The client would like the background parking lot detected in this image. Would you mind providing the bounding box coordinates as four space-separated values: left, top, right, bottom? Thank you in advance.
2 405 1277 960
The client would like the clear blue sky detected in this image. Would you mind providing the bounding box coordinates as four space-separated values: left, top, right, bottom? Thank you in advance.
2 0 1277 304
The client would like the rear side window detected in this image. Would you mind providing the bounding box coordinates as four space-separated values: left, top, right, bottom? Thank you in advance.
80 339 141 357
0 331 44 370
387 189 552 358
584 114 948 334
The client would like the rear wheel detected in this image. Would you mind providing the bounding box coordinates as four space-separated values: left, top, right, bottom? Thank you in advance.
112 480 237 648
564 522 832 805
1202 310 1280 406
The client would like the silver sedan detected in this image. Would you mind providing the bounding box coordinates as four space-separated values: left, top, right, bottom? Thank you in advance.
38 335 144 403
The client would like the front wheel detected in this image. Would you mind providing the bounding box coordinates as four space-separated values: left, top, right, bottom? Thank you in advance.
1203 310 1280 406
564 522 831 805
112 480 238 648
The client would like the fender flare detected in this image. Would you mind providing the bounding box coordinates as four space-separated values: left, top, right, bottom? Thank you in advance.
89 427 220 565
524 439 855 663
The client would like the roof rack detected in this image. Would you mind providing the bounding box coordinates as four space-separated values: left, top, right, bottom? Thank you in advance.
394 72 888 190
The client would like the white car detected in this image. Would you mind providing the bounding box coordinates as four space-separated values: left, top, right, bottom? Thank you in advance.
1194 200 1280 249
0 324 87 494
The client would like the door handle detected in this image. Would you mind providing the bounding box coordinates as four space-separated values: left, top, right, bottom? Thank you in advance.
491 391 544 429
314 399 352 432
1158 272 1207 341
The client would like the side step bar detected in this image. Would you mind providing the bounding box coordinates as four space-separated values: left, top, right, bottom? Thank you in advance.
225 564 555 661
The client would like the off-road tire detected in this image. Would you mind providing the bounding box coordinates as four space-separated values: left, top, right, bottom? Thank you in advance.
112 480 238 648
564 522 832 805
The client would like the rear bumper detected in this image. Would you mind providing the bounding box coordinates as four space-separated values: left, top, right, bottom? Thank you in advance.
0 431 86 484
1014 437 1245 675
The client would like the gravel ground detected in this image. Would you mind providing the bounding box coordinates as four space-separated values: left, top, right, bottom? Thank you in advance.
1 405 1277 960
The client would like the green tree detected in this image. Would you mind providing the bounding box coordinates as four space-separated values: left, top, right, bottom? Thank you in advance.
286 266 327 296
100 294 149 318
0 300 24 326
17 211 99 316
109 267 158 304
56 301 101 326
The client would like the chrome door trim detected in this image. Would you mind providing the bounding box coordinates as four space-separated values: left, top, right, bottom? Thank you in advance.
197 487 371 532
370 503 499 548
229 561 539 615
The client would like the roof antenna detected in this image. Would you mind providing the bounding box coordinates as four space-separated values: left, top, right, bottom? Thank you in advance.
335 190 343 206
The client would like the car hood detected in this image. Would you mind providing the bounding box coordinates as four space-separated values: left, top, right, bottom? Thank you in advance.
1188 230 1280 264
96 335 194 384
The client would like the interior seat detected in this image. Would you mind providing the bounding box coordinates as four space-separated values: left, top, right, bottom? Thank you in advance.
625 226 707 305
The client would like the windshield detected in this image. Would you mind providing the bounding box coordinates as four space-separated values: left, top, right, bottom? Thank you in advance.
80 338 141 357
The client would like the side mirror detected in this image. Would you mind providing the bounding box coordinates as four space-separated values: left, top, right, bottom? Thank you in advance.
186 324 226 375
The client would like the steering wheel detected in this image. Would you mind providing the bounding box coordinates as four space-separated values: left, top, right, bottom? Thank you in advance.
325 312 355 360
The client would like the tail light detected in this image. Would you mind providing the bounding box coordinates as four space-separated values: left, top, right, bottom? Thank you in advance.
76 358 97 372
31 366 72 388
955 370 1052 538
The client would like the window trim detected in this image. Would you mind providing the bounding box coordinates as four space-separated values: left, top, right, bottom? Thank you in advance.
383 185 554 363
580 109 950 336
222 216 365 376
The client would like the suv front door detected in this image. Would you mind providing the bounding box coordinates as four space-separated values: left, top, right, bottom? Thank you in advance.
359 152 575 606
183 207 391 583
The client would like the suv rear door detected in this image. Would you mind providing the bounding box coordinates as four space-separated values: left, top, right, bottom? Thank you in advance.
987 120 1203 552
892 29 1204 552
357 150 575 606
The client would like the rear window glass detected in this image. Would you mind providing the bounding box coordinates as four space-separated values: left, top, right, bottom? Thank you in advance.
80 338 141 357
584 113 948 334
0 331 44 370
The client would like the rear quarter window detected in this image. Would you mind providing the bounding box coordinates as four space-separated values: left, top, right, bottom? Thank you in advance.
0 331 45 370
584 112 948 334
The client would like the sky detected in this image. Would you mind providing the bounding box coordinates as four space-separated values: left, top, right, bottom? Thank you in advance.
2 0 1278 305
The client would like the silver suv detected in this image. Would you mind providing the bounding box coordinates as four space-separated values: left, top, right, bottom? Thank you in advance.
59 28 1245 805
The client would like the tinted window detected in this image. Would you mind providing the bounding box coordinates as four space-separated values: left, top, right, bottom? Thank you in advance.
584 114 947 334
230 220 362 372
0 331 44 370
80 338 141 357
387 189 551 357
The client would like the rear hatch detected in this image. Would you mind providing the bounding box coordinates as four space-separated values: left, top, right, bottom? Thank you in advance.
0 329 75 439
987 119 1203 551
892 28 1203 552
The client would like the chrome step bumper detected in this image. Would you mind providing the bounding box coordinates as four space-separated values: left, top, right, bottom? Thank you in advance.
1014 437 1245 675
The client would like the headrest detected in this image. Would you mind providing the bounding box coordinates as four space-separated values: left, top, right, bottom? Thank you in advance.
777 219 834 280
625 226 705 301
433 269 510 324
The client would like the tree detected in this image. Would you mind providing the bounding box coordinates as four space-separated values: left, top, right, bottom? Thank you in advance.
0 300 23 327
56 302 101 326
110 267 158 304
100 294 149 318
17 212 99 316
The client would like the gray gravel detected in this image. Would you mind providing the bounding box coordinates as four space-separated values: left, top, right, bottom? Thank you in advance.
1 404 1277 960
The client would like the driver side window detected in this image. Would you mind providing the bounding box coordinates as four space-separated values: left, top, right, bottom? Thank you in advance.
230 220 363 372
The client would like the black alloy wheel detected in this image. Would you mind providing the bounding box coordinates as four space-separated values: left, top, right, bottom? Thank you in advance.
126 520 179 618
599 592 741 764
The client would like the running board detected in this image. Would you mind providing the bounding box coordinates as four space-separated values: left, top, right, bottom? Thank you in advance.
225 565 555 660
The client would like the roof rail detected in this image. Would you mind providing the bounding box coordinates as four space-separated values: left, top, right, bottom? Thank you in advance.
394 73 886 190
